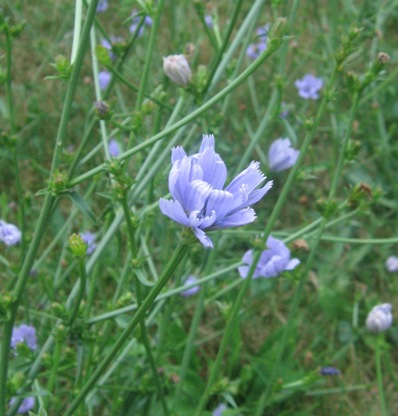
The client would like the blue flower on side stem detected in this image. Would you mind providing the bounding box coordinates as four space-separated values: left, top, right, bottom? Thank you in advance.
268 138 299 172
80 231 97 255
181 275 200 297
11 324 38 351
99 70 111 91
9 397 35 414
159 134 272 248
108 139 121 157
238 236 300 279
295 74 323 100
0 220 21 246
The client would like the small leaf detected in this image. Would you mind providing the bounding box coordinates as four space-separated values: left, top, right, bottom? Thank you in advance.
67 191 97 224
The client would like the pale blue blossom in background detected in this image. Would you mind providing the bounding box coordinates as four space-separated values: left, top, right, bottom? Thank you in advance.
129 10 153 36
366 303 393 332
295 74 323 99
108 139 121 157
246 25 269 59
181 275 200 297
319 367 341 376
386 255 398 272
238 236 300 279
96 0 108 13
81 231 96 255
159 134 272 248
212 403 228 416
0 220 21 246
205 15 213 28
268 138 299 172
9 397 35 414
98 71 111 91
11 324 38 351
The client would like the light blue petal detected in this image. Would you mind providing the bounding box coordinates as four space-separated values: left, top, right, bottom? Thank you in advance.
204 189 234 219
159 199 190 226
189 209 216 229
226 162 266 196
171 146 186 163
193 227 213 248
185 180 213 212
213 207 256 229
197 147 227 189
199 134 215 152
286 258 300 270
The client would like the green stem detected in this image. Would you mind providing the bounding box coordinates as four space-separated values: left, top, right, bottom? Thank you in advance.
64 241 190 415
2 2 100 414
120 197 169 415
375 335 388 416
4 27 16 132
254 77 363 416
195 52 340 416
135 0 164 109
68 258 87 326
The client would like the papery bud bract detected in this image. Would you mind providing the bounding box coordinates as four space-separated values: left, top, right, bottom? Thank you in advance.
163 54 192 87
366 303 393 333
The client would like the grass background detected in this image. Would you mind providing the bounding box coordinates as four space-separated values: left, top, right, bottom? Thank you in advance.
1 0 398 415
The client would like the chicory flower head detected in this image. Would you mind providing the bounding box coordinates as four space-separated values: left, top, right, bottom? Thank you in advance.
11 324 38 351
108 139 121 157
386 256 398 272
80 231 96 255
238 235 300 279
160 134 272 248
268 138 299 172
98 70 111 91
246 25 269 59
9 397 35 414
366 303 393 333
295 74 323 100
181 275 200 297
0 220 21 246
212 403 228 416
96 0 108 13
129 10 153 36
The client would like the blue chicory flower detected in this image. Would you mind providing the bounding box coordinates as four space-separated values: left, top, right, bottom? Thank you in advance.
246 25 269 59
205 15 213 28
129 10 153 36
9 397 35 414
11 324 38 351
212 403 228 416
0 220 21 246
386 256 398 272
238 235 300 279
366 303 393 333
181 275 200 297
294 74 323 100
319 367 341 376
268 138 299 172
98 70 111 91
80 231 97 255
96 0 108 13
159 134 272 248
108 139 121 157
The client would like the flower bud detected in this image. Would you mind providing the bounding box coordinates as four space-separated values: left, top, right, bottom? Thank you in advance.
366 303 393 333
68 233 87 258
163 54 191 87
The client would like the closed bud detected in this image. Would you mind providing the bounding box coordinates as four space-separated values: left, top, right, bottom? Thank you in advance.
94 100 111 120
163 54 192 87
269 17 287 39
366 303 393 333
68 233 87 258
